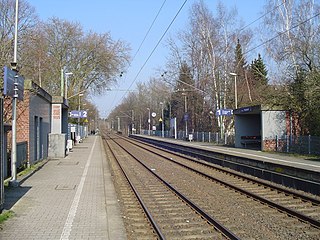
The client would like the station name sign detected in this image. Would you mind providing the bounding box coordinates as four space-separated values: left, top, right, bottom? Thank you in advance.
69 110 88 118
216 109 233 116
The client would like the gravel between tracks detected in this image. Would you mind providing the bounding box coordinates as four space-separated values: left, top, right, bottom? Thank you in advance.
120 138 320 239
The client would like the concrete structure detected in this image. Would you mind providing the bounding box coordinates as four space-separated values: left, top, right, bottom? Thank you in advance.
48 96 69 158
234 105 289 150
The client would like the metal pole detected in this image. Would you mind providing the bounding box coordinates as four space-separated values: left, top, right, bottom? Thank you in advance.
10 0 19 186
77 94 81 141
148 108 150 135
10 76 18 185
61 69 64 97
230 73 238 109
131 110 134 134
65 74 68 98
184 94 188 138
161 103 164 138
13 0 18 64
234 75 238 109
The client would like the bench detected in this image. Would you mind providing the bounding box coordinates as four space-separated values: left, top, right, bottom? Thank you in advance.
240 136 261 149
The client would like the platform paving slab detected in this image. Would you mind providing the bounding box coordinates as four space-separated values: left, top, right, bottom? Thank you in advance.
0 136 127 240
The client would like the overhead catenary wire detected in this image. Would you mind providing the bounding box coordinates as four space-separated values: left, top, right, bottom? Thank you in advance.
110 0 282 114
132 0 167 62
117 0 188 105
244 11 320 56
109 1 318 116
108 0 167 115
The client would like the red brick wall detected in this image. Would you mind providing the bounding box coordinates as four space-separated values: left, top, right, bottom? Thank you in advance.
4 91 30 160
16 92 30 143
263 138 286 152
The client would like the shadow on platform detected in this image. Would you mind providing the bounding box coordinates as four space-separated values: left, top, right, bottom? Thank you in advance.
2 186 31 210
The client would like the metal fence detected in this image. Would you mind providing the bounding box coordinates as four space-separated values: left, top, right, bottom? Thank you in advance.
266 135 320 156
140 129 235 146
140 129 320 156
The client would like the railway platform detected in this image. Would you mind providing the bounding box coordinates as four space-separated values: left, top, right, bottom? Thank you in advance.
133 134 320 171
132 134 320 194
0 135 126 240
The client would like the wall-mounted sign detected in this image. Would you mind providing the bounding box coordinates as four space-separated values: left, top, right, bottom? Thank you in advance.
3 66 24 100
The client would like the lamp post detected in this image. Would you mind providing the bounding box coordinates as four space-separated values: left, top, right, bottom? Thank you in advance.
160 102 164 138
77 93 84 141
182 92 188 138
64 72 73 98
230 72 238 109
10 0 19 186
131 110 134 134
147 107 151 135
117 116 120 132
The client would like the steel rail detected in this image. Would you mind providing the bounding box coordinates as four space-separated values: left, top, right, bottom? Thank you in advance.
104 138 166 240
120 135 320 229
130 135 320 205
110 136 241 240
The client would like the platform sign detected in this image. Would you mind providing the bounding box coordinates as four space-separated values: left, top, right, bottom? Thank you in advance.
69 110 87 118
216 109 233 116
184 113 189 121
3 66 24 100
81 110 87 118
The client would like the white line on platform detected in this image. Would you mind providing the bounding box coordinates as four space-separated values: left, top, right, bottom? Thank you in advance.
60 137 97 240
200 145 320 170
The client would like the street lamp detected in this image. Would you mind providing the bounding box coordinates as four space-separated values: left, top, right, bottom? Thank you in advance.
64 72 73 98
182 92 188 138
10 0 19 187
160 102 164 138
230 72 238 109
117 116 120 132
77 93 84 141
147 107 151 135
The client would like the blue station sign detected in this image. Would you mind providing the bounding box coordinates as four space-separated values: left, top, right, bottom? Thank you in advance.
216 109 233 116
3 66 24 100
69 110 88 118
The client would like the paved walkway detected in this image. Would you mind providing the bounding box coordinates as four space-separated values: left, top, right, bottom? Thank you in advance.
138 135 320 172
0 136 126 240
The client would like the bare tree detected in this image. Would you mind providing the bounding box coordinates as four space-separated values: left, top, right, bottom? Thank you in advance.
0 0 38 69
166 0 253 134
19 17 131 110
261 0 320 134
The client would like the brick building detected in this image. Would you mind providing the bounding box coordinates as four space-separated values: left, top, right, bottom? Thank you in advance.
4 79 52 175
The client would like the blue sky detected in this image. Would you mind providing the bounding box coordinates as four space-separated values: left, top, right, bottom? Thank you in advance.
27 0 265 117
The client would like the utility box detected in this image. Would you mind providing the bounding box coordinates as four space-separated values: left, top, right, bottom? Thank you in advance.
48 133 67 159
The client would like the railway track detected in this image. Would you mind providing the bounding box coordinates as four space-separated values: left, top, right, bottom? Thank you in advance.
124 135 320 227
104 133 320 239
104 134 238 239
131 135 320 195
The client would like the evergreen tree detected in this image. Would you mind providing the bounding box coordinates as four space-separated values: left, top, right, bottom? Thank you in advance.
170 62 194 130
234 39 247 76
251 54 268 86
233 39 249 107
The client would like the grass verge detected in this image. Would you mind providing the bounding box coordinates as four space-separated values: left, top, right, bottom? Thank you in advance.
0 210 15 224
